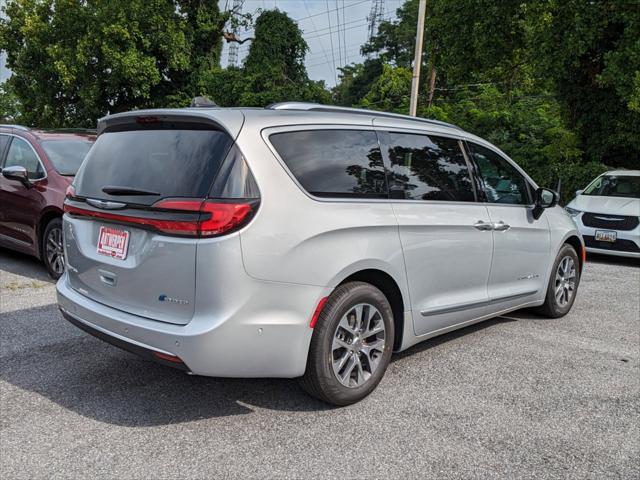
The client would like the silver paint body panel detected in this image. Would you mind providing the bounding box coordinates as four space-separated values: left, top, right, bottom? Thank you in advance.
57 107 583 377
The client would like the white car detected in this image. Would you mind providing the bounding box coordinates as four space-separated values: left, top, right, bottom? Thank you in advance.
565 170 640 258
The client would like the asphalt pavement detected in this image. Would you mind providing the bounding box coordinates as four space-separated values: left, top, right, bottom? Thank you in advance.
0 248 638 479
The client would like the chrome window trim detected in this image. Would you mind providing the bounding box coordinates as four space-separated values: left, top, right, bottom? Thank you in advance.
1 133 48 182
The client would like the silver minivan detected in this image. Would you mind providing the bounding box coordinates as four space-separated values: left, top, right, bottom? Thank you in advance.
57 103 584 405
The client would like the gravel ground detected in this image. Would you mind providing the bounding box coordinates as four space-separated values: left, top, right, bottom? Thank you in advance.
0 248 638 480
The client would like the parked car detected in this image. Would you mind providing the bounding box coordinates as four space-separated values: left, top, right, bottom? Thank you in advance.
565 170 640 259
0 125 95 278
57 103 584 405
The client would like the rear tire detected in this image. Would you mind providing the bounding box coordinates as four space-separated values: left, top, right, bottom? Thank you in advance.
299 282 394 406
42 218 65 280
536 244 580 318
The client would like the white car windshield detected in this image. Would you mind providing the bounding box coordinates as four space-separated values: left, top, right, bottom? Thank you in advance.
583 175 640 199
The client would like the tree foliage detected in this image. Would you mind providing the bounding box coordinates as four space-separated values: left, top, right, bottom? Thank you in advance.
203 9 330 107
0 0 228 127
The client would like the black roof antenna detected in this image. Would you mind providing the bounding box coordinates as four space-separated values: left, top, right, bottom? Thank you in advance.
189 96 218 108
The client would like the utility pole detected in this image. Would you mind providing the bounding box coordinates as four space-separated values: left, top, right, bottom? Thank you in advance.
366 0 385 58
227 0 243 68
409 0 427 116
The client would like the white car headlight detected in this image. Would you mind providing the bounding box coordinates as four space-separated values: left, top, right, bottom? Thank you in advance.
565 206 581 217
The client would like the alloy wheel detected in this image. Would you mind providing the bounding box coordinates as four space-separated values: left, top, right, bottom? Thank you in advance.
554 255 576 307
331 303 386 388
45 226 65 276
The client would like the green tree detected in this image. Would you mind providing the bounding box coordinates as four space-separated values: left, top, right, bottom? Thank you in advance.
529 0 640 167
0 0 228 127
235 9 330 106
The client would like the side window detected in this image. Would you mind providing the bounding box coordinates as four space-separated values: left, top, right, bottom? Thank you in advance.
269 129 387 198
384 132 475 202
468 143 530 205
0 134 10 163
4 137 45 179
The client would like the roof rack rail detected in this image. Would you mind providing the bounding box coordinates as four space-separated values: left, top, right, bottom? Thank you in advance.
0 124 30 131
266 102 460 130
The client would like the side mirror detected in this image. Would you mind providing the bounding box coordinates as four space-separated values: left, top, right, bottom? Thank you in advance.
2 165 32 188
532 187 558 220
575 189 583 196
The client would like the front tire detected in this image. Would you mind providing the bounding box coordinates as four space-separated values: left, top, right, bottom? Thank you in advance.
42 218 65 280
536 244 580 318
300 282 394 406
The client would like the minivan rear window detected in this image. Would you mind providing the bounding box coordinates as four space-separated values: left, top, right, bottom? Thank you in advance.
269 129 387 198
74 128 233 205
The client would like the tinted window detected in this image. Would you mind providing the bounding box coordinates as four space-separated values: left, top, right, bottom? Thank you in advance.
384 133 475 201
0 134 10 160
469 143 530 205
583 175 640 199
41 139 94 176
74 129 233 205
270 130 386 198
4 137 45 179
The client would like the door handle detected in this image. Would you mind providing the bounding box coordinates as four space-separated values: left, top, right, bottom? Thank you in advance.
493 221 511 231
473 220 493 231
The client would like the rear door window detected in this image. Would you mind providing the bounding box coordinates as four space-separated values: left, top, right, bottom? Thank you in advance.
74 128 233 205
269 129 387 198
383 132 475 201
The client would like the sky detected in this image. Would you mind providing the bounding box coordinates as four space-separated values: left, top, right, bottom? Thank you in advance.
219 0 405 87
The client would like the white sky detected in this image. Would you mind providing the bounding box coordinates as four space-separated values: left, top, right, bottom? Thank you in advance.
219 0 404 87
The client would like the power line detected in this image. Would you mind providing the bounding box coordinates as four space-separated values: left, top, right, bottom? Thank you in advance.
325 0 337 85
293 0 370 23
302 0 332 71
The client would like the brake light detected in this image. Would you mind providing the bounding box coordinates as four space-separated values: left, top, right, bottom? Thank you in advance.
64 199 255 237
153 200 254 236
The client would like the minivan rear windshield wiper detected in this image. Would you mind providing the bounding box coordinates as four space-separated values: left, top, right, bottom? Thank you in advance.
102 186 161 196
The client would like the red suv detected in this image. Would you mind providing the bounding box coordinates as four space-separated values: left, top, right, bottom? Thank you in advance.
0 125 95 278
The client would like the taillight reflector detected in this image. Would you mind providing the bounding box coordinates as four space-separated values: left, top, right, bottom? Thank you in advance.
310 296 329 328
152 351 184 363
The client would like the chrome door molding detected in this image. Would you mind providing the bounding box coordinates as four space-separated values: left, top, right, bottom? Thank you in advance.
420 290 539 316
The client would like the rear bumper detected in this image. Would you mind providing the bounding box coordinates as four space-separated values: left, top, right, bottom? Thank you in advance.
57 273 323 378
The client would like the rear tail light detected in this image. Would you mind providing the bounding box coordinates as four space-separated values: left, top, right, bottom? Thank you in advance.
63 199 256 237
153 200 254 236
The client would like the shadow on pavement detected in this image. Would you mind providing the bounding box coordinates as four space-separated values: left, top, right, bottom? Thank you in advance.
0 248 53 283
0 304 332 426
1 304 530 426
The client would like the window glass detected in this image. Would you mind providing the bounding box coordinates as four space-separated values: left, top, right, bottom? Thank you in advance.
4 137 45 179
74 128 233 206
41 139 94 176
269 129 387 198
0 134 10 159
468 143 530 205
583 175 640 199
384 132 475 201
